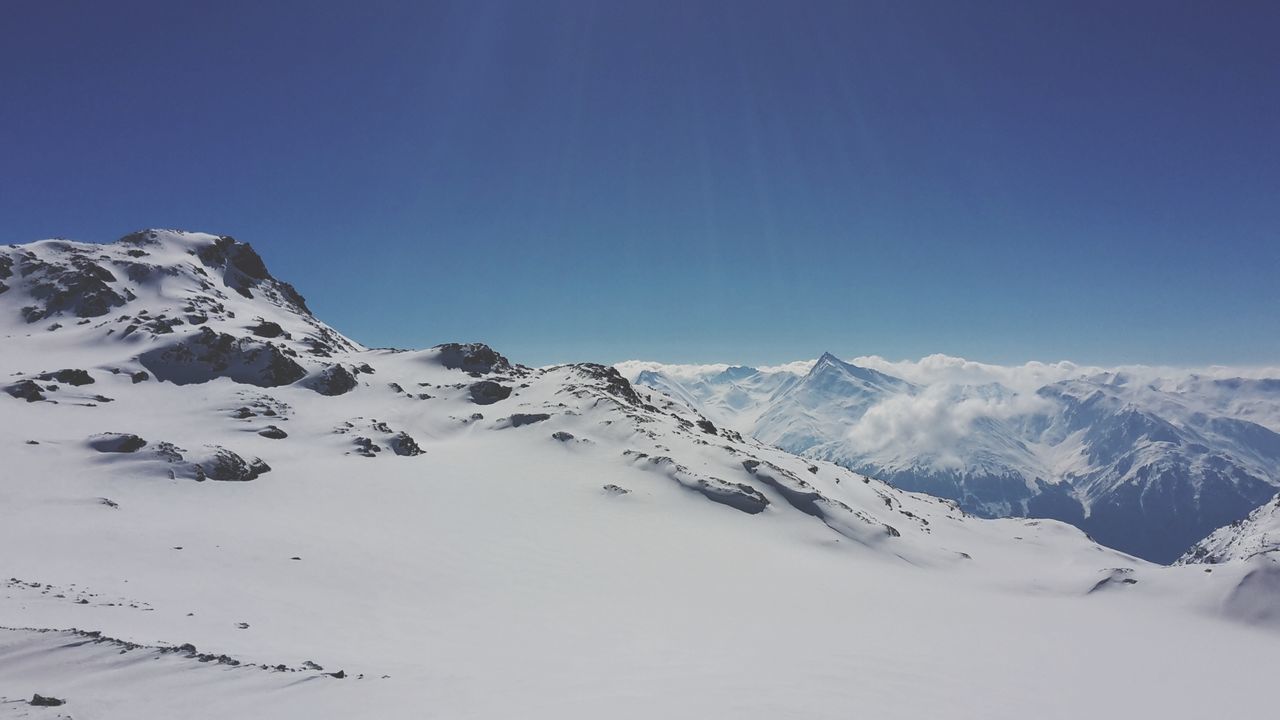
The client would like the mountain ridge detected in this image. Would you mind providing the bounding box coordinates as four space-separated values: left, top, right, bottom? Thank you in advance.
628 353 1280 562
2 230 1278 718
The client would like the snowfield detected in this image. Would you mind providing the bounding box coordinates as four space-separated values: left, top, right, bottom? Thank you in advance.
1 230 1277 719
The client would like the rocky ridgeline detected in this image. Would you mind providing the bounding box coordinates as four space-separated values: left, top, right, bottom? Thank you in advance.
1 230 922 554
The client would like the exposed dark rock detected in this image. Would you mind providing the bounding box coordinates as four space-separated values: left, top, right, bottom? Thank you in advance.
741 459 892 539
154 441 185 463
306 364 358 396
504 413 551 427
435 343 512 374
15 253 129 320
140 327 306 387
696 419 717 435
352 437 380 457
191 447 270 481
194 236 298 305
232 407 256 419
389 432 424 456
258 425 288 439
250 320 286 338
632 454 769 515
469 381 512 405
1088 568 1138 594
551 431 575 442
89 433 147 453
568 363 647 406
30 694 65 707
131 370 150 383
603 484 630 495
5 379 46 402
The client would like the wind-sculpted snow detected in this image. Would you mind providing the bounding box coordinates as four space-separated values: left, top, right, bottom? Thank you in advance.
1 231 1278 718
624 451 770 514
741 459 900 542
630 353 1280 562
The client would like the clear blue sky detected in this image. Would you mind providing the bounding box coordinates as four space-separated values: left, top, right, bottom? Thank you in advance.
3 1 1278 367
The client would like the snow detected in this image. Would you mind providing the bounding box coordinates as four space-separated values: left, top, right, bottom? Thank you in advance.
1 231 1278 718
1181 494 1280 563
627 352 1280 561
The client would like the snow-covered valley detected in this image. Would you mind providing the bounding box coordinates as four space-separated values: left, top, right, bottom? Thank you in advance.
2 231 1277 718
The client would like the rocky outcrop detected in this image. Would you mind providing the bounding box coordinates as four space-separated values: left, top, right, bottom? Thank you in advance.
626 452 768 515
469 381 512 405
89 433 148 453
190 447 271 481
4 379 46 402
7 250 130 322
501 413 551 428
569 364 647 407
250 320 286 338
742 459 897 542
389 432 424 456
140 327 307 387
37 368 94 386
30 694 65 707
434 343 512 374
305 364 358 396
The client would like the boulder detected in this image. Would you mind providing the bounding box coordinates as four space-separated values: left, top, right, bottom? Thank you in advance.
305 364 358 396
469 381 512 405
89 433 147 453
37 368 94 386
389 432 424 456
503 413 551 428
249 320 286 338
4 379 45 402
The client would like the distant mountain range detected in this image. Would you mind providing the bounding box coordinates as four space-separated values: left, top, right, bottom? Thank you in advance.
624 353 1280 563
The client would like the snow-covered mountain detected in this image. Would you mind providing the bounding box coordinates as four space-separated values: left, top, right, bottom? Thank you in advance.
625 353 1280 563
1181 493 1280 564
2 231 1278 719
1177 493 1280 627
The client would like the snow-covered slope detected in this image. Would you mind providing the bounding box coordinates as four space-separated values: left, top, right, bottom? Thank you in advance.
1181 493 1280 564
3 231 1278 719
625 354 1280 563
1177 494 1280 627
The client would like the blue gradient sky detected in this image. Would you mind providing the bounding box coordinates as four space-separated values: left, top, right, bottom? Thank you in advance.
2 1 1278 366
